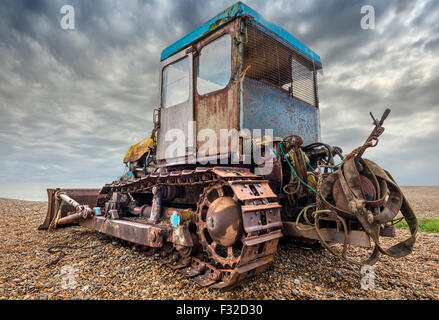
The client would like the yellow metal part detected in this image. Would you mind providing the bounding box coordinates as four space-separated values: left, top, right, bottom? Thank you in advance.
123 135 156 163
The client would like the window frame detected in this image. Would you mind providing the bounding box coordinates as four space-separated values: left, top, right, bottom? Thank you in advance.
195 32 233 97
289 55 317 107
161 55 191 109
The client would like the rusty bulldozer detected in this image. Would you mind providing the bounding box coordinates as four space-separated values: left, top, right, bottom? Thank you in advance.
40 2 417 290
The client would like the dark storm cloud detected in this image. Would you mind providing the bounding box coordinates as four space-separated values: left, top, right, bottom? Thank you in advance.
0 0 438 185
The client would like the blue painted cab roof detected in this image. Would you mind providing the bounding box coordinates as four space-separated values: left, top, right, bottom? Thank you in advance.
160 2 322 68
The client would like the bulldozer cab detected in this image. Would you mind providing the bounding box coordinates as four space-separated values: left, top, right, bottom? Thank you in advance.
156 2 323 164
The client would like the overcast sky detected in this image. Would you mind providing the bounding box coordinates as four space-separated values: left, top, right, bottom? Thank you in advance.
0 0 438 186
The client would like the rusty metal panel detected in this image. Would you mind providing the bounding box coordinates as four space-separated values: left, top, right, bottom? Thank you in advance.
241 21 321 144
282 221 371 248
242 78 320 145
92 216 166 248
229 181 277 200
212 167 256 178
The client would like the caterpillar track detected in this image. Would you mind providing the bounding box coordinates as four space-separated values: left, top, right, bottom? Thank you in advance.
94 167 282 289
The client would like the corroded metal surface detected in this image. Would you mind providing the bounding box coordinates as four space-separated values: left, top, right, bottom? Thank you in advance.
206 196 243 247
194 20 240 156
282 221 371 248
242 78 320 145
84 216 167 248
39 189 100 230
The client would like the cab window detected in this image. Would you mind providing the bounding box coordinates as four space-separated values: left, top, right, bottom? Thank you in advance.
197 34 232 95
162 56 190 107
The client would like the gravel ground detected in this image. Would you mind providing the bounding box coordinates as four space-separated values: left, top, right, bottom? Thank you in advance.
400 186 439 218
0 196 438 300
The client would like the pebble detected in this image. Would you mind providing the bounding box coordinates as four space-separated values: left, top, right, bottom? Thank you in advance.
290 289 299 296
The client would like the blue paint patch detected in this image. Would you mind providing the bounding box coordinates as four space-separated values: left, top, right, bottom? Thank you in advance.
170 211 180 228
160 2 322 68
242 78 320 145
94 207 101 216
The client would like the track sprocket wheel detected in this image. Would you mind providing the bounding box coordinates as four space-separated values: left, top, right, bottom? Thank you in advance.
195 181 245 269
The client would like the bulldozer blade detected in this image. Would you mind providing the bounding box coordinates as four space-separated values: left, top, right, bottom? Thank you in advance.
38 188 100 230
